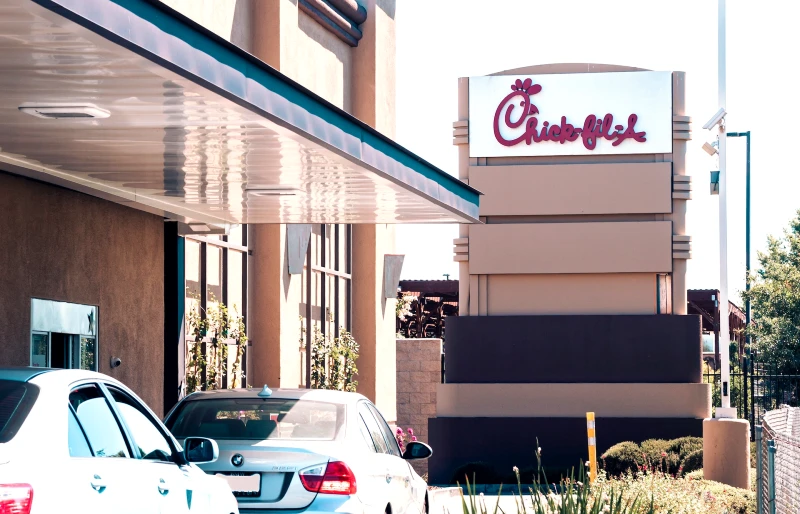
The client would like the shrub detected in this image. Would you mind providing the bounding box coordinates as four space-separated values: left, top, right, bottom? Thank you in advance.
460 462 756 514
641 439 682 474
685 469 704 480
682 449 704 474
666 436 703 460
640 438 669 460
601 441 644 477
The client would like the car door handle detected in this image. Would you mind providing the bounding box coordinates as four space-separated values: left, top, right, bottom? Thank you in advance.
158 478 169 495
90 474 106 493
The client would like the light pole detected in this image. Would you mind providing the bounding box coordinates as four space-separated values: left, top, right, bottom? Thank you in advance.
714 0 736 418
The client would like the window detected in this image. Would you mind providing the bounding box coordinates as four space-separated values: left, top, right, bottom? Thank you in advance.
357 402 389 454
357 416 378 452
68 407 92 457
167 398 344 441
302 224 352 385
367 403 402 457
184 226 248 391
0 381 38 443
69 385 129 458
107 387 172 462
30 299 97 371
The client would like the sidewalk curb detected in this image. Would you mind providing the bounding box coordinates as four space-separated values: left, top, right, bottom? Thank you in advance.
428 487 462 502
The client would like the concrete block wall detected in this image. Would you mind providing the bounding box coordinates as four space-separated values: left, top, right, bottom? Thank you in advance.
396 338 442 476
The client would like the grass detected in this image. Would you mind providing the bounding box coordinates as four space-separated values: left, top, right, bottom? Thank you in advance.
456 441 755 514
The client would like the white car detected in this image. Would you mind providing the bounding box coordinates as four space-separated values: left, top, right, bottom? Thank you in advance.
164 387 432 514
0 367 238 514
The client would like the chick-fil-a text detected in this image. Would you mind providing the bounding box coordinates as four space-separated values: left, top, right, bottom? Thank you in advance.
492 79 646 150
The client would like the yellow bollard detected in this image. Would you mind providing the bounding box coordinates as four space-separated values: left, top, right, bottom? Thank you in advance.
586 412 597 483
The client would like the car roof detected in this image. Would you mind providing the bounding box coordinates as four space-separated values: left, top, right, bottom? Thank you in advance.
180 387 368 404
0 367 56 383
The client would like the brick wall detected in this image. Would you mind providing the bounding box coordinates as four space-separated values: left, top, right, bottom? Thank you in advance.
396 338 442 476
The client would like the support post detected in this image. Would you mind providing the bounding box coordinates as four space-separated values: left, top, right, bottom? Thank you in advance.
586 412 597 483
755 425 763 514
767 439 776 514
716 0 735 418
163 221 185 415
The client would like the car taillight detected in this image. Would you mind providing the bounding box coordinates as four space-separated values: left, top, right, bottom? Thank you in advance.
299 461 357 495
0 484 33 514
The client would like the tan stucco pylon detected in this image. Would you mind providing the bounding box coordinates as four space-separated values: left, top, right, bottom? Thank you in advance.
351 0 399 422
703 418 751 489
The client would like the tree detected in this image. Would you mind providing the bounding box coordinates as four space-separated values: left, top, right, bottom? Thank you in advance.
743 209 800 373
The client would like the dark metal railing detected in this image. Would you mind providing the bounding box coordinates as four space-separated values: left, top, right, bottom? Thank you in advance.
704 362 800 440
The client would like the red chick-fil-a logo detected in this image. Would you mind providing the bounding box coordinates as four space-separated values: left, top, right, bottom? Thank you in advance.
493 78 647 150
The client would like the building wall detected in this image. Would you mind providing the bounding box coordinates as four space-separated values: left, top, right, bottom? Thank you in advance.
396 338 441 476
239 0 399 420
0 171 165 413
159 0 253 51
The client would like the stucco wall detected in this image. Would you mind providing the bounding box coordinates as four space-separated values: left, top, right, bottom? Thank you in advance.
0 171 165 414
246 0 400 420
158 0 253 51
396 338 441 476
486 273 657 315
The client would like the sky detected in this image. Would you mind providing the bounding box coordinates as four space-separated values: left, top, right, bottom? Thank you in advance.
393 0 800 306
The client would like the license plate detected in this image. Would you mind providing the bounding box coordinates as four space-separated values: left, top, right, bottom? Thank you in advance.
217 473 261 495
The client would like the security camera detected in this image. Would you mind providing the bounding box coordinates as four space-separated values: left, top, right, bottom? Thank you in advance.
702 108 727 130
110 357 122 369
702 142 718 156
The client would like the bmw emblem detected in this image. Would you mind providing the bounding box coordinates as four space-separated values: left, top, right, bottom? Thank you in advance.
231 454 244 467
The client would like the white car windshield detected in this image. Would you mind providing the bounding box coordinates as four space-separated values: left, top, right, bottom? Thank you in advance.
168 398 345 441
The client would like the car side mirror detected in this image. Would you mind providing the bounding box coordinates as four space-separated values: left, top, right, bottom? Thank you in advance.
402 441 433 461
184 437 219 464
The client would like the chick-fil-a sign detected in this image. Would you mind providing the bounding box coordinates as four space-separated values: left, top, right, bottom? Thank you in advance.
469 71 672 158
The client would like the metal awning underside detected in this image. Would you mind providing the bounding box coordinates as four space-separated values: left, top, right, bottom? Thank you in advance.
0 0 480 225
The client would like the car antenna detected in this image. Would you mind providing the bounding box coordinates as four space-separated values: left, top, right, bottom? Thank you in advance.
258 384 272 398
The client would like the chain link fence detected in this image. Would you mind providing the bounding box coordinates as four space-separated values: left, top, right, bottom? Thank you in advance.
759 407 800 514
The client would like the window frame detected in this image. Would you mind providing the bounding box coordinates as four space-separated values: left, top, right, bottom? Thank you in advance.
185 227 248 391
68 382 133 459
29 299 99 371
303 224 353 387
67 404 94 457
104 384 177 462
357 401 390 455
366 402 402 457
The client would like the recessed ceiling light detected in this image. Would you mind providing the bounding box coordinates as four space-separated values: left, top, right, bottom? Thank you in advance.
18 103 110 119
245 185 301 196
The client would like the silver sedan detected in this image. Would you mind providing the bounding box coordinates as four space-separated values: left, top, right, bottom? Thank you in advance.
164 387 432 514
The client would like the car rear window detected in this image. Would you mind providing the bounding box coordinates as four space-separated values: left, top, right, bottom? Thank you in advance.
167 398 345 441
0 380 39 443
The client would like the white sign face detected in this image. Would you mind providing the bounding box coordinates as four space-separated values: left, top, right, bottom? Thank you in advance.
469 71 673 157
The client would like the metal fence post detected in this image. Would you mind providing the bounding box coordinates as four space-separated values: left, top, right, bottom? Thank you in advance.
756 425 763 514
768 439 776 514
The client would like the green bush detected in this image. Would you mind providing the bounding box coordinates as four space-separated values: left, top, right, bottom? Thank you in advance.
641 439 669 460
641 438 684 474
681 449 703 474
666 436 703 459
601 441 645 477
